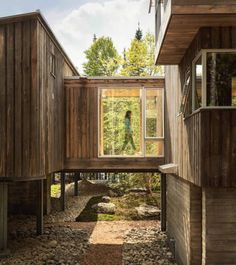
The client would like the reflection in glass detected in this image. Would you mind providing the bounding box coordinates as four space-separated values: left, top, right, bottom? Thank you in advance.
194 56 203 110
100 88 142 156
207 53 236 106
145 89 163 138
145 140 164 156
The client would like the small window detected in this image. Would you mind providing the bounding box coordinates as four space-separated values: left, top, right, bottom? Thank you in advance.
206 52 236 106
192 50 236 110
50 53 56 78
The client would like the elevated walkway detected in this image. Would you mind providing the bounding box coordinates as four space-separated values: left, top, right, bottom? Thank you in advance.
64 76 165 172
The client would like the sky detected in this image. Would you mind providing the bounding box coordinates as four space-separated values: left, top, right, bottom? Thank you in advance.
0 0 154 73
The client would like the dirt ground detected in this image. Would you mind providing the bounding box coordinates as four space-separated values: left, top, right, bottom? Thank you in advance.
78 220 159 265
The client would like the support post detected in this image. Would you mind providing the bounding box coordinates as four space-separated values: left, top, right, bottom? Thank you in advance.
36 180 44 235
0 183 9 256
74 172 79 196
43 174 52 215
161 173 167 231
61 172 65 211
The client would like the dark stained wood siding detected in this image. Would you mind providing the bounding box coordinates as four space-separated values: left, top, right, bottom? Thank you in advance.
202 188 236 265
165 27 236 187
0 19 43 180
64 78 165 172
166 175 202 265
201 109 236 188
0 16 76 180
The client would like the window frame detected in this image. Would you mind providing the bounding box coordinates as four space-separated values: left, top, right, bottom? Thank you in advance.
50 52 56 78
192 49 236 113
98 86 164 158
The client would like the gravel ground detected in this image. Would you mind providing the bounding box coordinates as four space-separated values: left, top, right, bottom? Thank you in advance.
0 182 177 265
1 225 89 265
122 227 177 265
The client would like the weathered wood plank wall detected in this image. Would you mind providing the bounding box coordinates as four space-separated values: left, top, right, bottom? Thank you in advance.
0 19 43 180
64 78 165 171
166 175 202 265
0 15 77 181
165 27 236 187
202 188 236 265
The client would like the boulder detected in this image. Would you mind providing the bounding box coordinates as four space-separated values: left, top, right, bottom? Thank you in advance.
128 188 147 193
101 196 111 203
135 204 161 219
108 190 118 197
92 202 116 214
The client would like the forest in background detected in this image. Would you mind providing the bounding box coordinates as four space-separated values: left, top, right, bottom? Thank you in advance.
83 27 163 77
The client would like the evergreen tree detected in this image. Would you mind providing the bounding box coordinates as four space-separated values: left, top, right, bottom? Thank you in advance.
83 36 120 76
120 39 147 76
93 34 97 42
135 23 143 41
120 32 163 77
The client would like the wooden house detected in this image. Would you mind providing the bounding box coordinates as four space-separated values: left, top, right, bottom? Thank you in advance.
152 1 236 264
0 11 78 252
0 12 165 253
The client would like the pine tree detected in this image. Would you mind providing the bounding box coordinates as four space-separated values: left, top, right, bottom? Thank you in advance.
135 23 143 41
93 34 97 42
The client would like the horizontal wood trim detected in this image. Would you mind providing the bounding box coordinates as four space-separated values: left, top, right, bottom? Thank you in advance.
64 158 164 172
158 163 178 174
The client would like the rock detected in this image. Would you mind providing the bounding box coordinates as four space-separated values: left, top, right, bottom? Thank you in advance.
108 190 118 197
48 240 58 248
101 196 111 203
92 202 116 214
128 188 147 193
135 204 161 219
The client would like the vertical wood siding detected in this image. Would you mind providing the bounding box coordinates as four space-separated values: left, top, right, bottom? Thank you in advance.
64 78 165 171
0 17 76 180
0 20 43 179
165 27 236 187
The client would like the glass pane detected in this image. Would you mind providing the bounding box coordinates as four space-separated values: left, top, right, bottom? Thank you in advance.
145 89 163 138
99 88 142 156
145 140 164 157
207 52 236 106
194 56 202 110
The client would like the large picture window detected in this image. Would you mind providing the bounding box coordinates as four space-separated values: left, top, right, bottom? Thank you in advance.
192 50 236 112
99 87 164 157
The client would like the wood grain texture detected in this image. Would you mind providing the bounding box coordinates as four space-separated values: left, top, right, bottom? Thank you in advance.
156 0 236 64
64 78 165 172
0 16 76 180
166 175 202 265
202 188 236 265
165 27 236 188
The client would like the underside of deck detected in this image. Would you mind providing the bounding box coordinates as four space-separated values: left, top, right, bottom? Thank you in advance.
156 1 236 64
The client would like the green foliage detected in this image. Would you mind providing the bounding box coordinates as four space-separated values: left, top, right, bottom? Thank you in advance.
102 96 141 155
121 32 163 77
110 173 161 195
144 32 163 76
83 36 120 76
51 184 60 198
77 193 160 222
82 32 163 77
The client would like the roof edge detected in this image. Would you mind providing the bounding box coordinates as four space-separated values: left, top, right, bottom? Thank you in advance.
0 11 79 76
